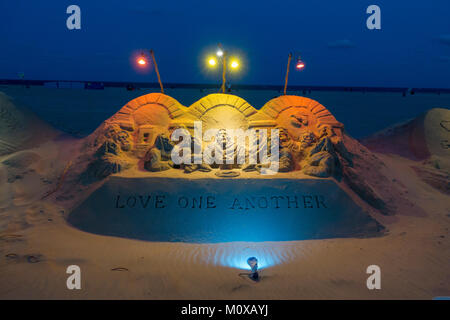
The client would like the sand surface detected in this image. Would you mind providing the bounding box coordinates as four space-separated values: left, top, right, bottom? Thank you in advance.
0 92 58 155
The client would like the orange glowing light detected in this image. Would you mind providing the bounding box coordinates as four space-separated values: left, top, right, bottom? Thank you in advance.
296 62 305 70
137 57 147 66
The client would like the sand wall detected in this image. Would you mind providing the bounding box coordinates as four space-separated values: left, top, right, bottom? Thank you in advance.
68 177 383 242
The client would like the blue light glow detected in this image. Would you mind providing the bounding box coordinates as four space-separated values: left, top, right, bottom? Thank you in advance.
205 244 291 270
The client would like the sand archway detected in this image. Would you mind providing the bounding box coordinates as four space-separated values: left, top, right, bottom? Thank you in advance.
186 94 258 130
261 95 344 140
104 93 185 156
107 93 185 132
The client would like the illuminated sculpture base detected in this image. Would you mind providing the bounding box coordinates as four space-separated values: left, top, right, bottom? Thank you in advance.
68 176 384 243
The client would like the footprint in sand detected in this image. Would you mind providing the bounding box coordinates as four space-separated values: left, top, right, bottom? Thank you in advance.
5 253 44 263
26 254 43 263
111 267 129 272
0 234 24 243
231 284 250 292
5 253 19 260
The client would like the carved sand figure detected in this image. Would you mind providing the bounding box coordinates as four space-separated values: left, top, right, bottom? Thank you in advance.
302 137 337 178
300 133 354 178
258 95 351 177
143 132 174 172
274 127 296 172
241 129 268 172
173 125 213 173
80 124 134 183
202 129 245 177
260 95 343 140
299 130 317 149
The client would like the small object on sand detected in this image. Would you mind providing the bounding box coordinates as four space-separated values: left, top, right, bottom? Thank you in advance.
247 257 259 282
26 255 42 263
249 271 260 281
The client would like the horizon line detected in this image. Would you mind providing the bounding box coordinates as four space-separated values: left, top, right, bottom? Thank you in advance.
1 79 450 93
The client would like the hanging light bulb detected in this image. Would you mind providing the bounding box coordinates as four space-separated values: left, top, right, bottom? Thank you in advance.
137 52 147 66
207 57 217 67
296 56 305 70
230 59 239 69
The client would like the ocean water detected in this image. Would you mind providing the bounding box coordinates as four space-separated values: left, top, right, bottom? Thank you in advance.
1 85 449 139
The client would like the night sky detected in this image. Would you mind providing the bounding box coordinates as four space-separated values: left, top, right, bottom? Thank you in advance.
1 0 449 88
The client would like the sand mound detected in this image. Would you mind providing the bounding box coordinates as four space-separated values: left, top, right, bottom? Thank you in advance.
2 151 42 169
363 108 449 194
363 108 449 161
0 138 73 233
0 92 58 156
0 150 44 208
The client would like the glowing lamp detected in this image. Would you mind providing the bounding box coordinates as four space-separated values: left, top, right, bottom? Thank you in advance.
137 56 147 66
208 57 217 67
217 49 224 57
296 59 305 70
230 60 239 69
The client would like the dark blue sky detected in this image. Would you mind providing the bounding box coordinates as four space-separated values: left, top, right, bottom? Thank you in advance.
1 0 449 88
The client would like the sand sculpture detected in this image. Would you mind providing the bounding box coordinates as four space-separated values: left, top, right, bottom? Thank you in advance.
69 91 410 242
83 93 351 179
2 90 435 242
